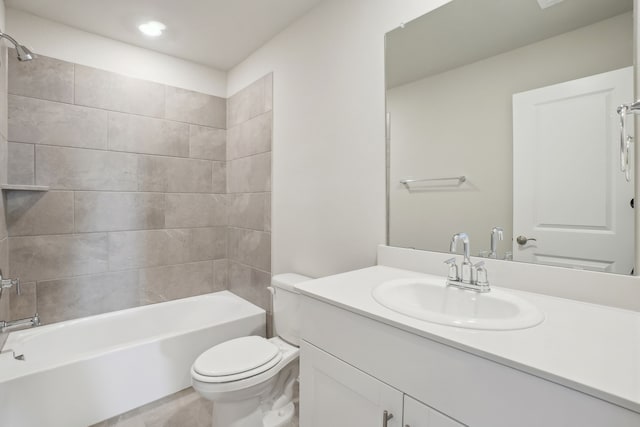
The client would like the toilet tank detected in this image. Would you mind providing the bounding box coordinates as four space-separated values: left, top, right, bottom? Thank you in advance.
271 273 311 346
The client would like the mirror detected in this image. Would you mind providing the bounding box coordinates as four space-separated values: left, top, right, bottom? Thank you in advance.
385 0 635 275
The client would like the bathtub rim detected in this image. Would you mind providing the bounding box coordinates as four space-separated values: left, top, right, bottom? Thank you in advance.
0 291 266 382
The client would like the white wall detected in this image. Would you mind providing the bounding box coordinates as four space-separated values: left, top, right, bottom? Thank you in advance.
228 0 449 278
5 9 226 97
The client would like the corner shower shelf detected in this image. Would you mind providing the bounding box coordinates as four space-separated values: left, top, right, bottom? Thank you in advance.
1 184 49 191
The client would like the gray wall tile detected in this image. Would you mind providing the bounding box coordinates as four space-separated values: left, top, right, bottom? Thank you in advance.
228 193 267 231
0 238 8 321
212 161 226 194
187 227 226 262
164 228 224 265
0 176 6 240
8 53 74 103
213 259 228 292
75 192 165 233
227 111 272 160
9 281 35 320
139 261 213 305
228 227 271 272
165 86 226 128
108 112 189 157
7 142 34 185
0 47 8 141
7 191 74 236
137 156 213 193
227 75 270 128
36 145 138 191
108 227 225 271
9 95 108 149
165 194 226 228
36 271 139 324
0 136 6 185
75 65 165 118
264 195 271 232
228 261 271 311
9 233 109 282
264 73 273 113
108 229 173 271
189 125 225 160
227 152 271 193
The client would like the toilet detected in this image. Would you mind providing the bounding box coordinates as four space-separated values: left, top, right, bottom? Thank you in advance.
191 273 310 427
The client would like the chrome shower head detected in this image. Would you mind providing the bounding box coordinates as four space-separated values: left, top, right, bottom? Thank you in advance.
15 44 35 61
0 31 36 62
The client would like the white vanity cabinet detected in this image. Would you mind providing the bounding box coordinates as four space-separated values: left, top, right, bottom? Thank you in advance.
300 341 463 427
300 342 403 427
298 292 640 427
404 396 464 427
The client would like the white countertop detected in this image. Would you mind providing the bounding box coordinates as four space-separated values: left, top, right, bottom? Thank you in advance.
296 265 640 413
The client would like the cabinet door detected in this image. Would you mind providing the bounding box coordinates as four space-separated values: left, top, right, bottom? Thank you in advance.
300 341 403 427
404 395 465 427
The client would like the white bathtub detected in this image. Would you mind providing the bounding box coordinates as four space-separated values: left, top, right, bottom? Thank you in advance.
0 291 265 427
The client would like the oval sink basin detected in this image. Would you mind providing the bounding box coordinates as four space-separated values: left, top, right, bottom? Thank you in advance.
372 278 544 330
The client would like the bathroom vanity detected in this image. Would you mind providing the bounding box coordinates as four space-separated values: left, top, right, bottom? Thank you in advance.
296 249 640 427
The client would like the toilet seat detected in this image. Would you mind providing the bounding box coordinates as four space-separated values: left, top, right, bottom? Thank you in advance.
193 336 283 383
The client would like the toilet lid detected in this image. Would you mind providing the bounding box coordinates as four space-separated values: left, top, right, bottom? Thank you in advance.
193 336 281 379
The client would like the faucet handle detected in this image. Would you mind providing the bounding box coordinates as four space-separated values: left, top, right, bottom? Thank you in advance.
443 257 458 281
474 261 489 286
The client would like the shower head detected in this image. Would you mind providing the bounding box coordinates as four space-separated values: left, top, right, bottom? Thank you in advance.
14 44 35 61
0 31 36 61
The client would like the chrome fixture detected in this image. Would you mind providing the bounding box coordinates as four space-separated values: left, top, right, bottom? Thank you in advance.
0 312 40 333
445 232 490 292
382 410 394 427
0 347 25 361
489 226 504 259
0 269 20 299
616 101 639 182
400 175 466 187
516 235 537 246
0 30 36 62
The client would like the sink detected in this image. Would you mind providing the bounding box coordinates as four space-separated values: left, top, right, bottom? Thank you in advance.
372 277 544 330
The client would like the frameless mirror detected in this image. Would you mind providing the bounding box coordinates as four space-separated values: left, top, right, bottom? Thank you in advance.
386 0 635 275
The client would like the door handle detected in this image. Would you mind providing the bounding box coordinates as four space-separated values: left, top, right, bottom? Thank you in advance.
516 235 537 246
382 410 394 427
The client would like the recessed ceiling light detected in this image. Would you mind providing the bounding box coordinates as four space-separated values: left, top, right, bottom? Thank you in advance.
138 21 166 37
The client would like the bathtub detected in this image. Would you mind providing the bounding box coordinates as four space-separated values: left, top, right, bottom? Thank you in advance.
0 291 265 427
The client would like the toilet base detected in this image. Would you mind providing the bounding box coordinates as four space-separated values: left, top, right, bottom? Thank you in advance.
263 401 295 427
211 394 295 427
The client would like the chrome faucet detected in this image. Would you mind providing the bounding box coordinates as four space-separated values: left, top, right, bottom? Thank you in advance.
0 269 20 299
449 233 472 283
0 313 40 333
489 227 504 259
445 233 490 293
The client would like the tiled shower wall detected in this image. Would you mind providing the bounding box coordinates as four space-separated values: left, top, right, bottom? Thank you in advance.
226 75 273 312
4 53 243 325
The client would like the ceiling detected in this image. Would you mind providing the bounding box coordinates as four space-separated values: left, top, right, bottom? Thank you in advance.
5 0 324 70
386 0 633 88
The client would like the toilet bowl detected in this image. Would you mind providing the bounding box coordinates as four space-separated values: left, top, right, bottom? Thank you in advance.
191 273 311 427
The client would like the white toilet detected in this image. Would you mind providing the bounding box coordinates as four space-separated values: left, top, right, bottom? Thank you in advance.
191 273 310 427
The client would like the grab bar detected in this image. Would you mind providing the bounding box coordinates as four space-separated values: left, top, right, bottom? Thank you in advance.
400 176 466 186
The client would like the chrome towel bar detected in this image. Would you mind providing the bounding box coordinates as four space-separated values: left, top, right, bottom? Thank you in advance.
400 176 466 186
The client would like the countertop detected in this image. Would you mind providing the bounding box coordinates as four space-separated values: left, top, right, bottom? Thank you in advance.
296 265 640 413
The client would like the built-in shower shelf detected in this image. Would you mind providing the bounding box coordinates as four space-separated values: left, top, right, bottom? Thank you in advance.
1 184 49 191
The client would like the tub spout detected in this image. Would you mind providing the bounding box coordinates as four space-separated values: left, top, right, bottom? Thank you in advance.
1 313 40 333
